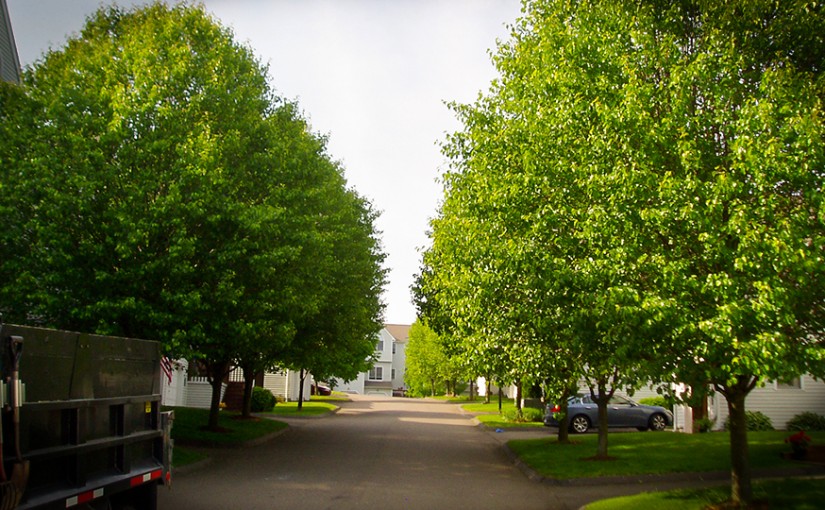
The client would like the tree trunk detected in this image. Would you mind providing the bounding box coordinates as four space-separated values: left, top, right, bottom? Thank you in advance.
593 380 610 459
297 368 306 411
241 364 255 418
557 385 572 444
724 377 754 505
498 385 503 413
207 359 230 430
485 376 491 404
469 379 475 401
691 391 708 434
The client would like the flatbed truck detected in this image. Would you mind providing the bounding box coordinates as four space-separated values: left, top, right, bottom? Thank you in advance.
0 323 172 510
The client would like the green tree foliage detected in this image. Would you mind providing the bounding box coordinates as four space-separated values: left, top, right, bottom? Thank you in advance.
404 321 453 396
422 0 824 504
279 184 388 410
0 3 386 429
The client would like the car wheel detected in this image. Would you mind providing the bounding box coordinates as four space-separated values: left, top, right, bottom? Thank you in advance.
648 413 667 431
569 415 590 434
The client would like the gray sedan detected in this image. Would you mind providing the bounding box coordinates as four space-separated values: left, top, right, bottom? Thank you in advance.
544 394 673 433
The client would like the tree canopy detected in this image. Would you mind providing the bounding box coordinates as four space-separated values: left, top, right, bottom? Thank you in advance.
0 2 386 428
418 0 825 504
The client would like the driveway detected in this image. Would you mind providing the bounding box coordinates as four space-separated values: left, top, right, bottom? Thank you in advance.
157 395 711 509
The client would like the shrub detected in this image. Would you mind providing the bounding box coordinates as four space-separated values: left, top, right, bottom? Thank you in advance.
639 396 668 408
694 417 716 433
724 411 774 431
786 412 825 432
503 406 543 423
250 387 276 412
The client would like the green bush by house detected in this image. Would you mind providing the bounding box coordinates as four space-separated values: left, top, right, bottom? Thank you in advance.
724 411 773 431
786 412 825 431
251 387 276 412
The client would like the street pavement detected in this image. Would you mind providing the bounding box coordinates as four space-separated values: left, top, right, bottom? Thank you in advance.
156 395 770 510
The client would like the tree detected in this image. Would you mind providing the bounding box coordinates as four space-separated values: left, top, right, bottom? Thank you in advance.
427 0 825 504
404 321 453 396
279 183 388 411
424 0 672 458
635 3 825 502
0 4 336 430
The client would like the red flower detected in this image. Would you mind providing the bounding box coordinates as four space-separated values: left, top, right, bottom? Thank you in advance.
785 430 811 444
785 430 812 453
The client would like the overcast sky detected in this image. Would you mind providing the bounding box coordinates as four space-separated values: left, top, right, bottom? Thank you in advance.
6 0 522 325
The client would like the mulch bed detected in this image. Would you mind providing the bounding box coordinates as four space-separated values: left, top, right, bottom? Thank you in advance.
780 444 825 465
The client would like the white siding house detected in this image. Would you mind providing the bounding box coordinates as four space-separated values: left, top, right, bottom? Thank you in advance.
336 325 410 396
158 359 227 409
386 324 410 394
706 375 825 431
262 369 312 402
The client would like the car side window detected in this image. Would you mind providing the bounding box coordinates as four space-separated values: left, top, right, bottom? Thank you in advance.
609 395 630 405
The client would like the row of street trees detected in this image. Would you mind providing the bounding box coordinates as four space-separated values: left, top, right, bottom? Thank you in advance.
416 0 824 505
0 4 387 428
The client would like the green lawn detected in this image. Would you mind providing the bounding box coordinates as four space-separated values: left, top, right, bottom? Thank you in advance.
312 392 351 403
169 407 288 448
461 399 544 428
171 446 208 468
586 477 825 510
166 406 289 468
508 430 825 479
166 401 339 467
476 413 545 428
461 399 516 413
261 400 339 417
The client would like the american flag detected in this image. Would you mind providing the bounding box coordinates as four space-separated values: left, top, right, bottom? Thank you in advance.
161 356 174 384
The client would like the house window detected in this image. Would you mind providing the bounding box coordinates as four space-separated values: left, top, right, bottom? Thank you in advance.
368 367 383 381
392 343 396 354
777 377 802 390
376 339 384 352
392 369 396 380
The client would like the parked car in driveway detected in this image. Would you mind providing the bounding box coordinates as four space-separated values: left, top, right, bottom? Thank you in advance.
312 383 332 396
544 394 673 433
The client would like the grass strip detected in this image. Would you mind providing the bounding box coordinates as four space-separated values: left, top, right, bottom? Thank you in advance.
476 413 544 428
461 399 543 428
311 392 351 403
461 399 516 414
262 400 339 417
172 446 208 468
585 477 825 509
169 406 288 448
508 430 825 479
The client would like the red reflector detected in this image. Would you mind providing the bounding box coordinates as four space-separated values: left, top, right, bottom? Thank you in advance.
130 469 162 487
551 405 561 413
66 488 103 507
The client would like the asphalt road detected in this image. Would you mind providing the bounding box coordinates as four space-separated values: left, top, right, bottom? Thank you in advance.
156 395 694 510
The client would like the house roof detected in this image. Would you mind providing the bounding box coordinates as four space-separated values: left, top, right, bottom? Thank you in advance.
0 0 21 84
383 323 410 344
